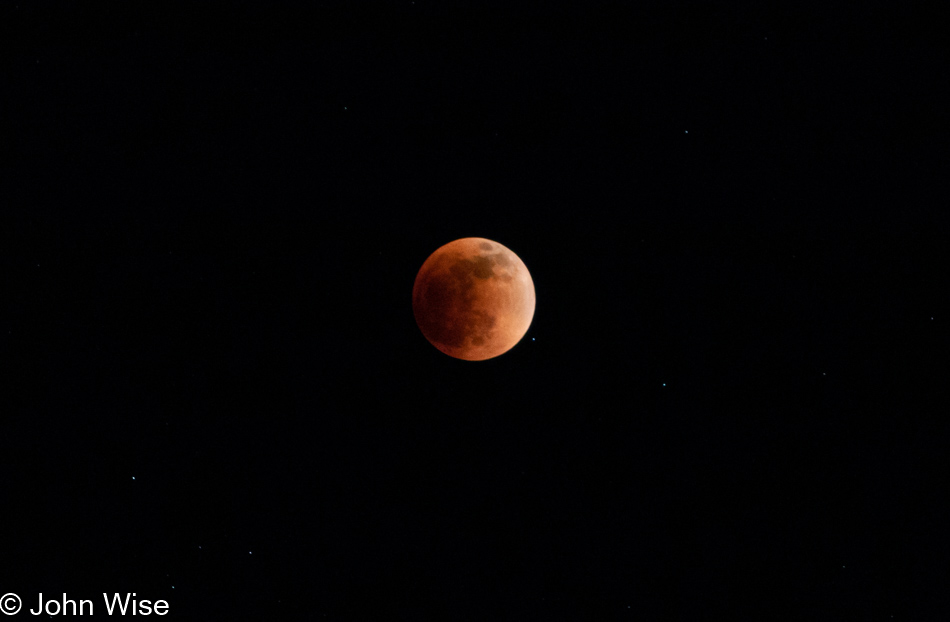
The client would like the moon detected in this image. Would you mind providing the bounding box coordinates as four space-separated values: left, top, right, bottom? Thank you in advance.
412 238 536 361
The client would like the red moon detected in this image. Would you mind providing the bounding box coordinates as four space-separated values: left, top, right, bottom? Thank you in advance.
412 238 536 361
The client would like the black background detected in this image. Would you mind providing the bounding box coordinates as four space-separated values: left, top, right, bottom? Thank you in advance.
2 2 946 619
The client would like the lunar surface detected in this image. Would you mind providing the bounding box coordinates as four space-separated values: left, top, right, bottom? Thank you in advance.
412 238 535 361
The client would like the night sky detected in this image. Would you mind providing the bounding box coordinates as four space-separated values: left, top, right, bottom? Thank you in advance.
3 2 946 619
